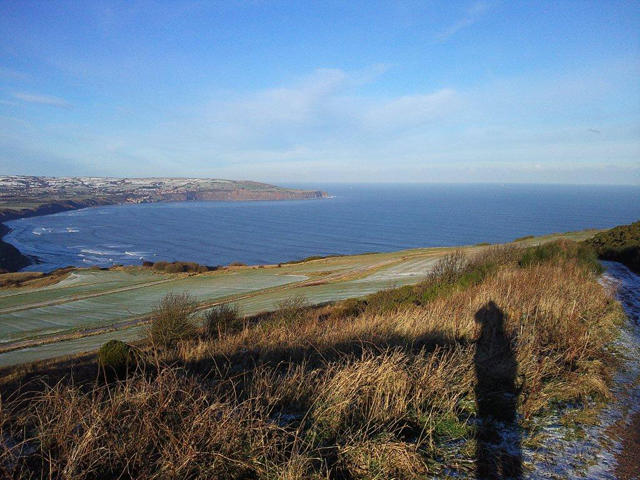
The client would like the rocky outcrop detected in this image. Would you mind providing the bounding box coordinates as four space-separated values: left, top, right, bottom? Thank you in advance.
0 224 31 272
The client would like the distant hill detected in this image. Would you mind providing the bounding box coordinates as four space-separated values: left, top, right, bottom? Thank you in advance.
585 220 640 272
0 176 326 219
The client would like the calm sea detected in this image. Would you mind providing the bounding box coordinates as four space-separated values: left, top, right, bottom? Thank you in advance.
5 184 640 272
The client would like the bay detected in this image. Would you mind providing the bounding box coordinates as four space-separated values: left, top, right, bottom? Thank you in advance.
5 183 640 272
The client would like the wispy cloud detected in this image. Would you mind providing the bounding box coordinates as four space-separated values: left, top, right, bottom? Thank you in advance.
364 89 462 131
0 67 31 81
435 1 494 42
204 67 460 140
12 92 71 109
3 61 637 184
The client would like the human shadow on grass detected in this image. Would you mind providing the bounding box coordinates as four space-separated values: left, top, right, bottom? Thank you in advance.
474 301 522 479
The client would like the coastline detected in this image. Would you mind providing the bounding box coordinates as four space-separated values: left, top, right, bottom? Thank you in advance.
0 223 31 272
0 198 119 272
0 190 327 272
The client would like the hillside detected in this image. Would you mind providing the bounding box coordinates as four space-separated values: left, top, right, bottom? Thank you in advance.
0 176 327 218
0 230 596 368
0 238 636 478
585 220 640 272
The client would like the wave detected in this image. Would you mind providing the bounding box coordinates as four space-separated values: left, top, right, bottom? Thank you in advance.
125 251 149 259
80 248 120 256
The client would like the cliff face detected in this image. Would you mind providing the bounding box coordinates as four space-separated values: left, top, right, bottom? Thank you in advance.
0 198 117 224
163 189 326 202
0 224 31 272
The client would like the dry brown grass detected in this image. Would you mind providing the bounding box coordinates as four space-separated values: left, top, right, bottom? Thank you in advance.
0 268 72 289
0 243 625 479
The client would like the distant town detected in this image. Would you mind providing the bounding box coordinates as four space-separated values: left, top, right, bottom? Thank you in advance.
0 176 326 209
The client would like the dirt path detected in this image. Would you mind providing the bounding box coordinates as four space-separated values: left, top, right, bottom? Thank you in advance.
603 261 640 479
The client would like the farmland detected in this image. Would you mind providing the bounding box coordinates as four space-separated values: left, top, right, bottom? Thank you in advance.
0 229 598 367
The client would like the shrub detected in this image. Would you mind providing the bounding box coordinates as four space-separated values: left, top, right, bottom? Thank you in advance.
204 304 243 339
149 292 198 347
228 261 247 267
585 221 640 273
273 295 308 326
153 261 211 273
471 244 518 266
431 250 469 283
164 263 184 274
142 261 154 267
518 240 602 273
98 340 131 372
514 235 535 242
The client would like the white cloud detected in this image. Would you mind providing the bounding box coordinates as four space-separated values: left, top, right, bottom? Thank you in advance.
221 68 350 127
199 68 461 148
435 1 494 42
364 89 462 131
3 62 637 185
12 92 71 109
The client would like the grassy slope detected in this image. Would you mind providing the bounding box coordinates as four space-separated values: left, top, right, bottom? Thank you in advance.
585 220 640 273
0 239 624 479
0 230 598 367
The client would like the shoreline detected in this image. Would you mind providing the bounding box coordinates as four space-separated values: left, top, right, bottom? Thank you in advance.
0 198 121 272
0 192 327 272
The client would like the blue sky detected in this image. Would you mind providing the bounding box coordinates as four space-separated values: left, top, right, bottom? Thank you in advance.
1 1 639 184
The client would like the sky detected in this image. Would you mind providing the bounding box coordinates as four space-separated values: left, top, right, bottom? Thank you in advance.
0 1 639 184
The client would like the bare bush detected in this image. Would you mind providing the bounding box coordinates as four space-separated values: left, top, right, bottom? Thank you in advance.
204 303 243 339
149 292 198 347
431 249 469 283
273 295 308 326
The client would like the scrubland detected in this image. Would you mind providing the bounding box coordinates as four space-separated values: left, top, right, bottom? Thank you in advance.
586 220 640 273
0 240 626 479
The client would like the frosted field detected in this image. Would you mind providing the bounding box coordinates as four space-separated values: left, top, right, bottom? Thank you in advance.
0 269 308 343
0 248 450 367
0 231 598 368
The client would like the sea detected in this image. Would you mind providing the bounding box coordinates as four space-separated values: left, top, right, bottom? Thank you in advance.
4 183 640 272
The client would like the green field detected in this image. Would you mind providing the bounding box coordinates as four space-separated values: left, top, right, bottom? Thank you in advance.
0 230 598 367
